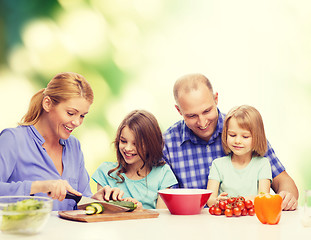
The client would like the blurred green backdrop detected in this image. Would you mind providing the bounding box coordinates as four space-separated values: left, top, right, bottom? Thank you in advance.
1 0 310 203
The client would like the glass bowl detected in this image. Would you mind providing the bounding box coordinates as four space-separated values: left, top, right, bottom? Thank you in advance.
0 196 53 235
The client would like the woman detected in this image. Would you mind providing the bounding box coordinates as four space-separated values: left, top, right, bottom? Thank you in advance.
0 72 122 210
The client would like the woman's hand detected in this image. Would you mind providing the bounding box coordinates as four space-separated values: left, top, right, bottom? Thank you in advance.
31 179 81 201
92 185 124 201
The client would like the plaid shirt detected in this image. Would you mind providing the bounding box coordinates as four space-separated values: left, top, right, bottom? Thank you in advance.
163 109 285 189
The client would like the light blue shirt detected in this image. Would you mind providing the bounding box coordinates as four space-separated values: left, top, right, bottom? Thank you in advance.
208 155 272 197
0 125 92 211
92 162 178 209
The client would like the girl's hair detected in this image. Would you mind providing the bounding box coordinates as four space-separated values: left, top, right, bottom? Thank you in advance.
222 105 267 157
19 72 93 126
108 110 165 183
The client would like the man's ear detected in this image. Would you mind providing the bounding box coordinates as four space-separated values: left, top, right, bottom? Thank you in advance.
42 96 52 112
175 104 182 116
214 92 219 105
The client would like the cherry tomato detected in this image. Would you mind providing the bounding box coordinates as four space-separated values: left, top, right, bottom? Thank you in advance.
219 201 227 210
248 208 255 216
233 207 241 216
237 201 245 210
241 208 248 216
238 196 245 202
244 200 253 209
214 207 222 216
225 204 233 210
227 197 236 204
209 206 215 215
224 209 233 217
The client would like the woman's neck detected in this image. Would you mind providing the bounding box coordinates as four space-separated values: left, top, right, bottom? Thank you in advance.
34 117 60 147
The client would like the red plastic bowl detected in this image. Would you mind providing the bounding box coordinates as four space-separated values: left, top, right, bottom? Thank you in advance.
158 189 212 215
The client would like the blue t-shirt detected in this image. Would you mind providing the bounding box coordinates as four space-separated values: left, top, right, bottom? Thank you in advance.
208 155 272 197
92 162 178 209
0 125 92 211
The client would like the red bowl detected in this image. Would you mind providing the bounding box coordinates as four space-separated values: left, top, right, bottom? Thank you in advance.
158 189 212 215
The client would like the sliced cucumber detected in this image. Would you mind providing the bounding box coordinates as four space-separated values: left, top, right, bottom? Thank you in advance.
85 205 97 215
89 203 104 214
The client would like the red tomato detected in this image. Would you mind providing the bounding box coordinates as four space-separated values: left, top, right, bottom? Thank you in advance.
237 201 245 210
209 206 215 215
227 197 236 204
233 207 241 216
224 209 233 217
241 208 248 216
219 201 227 210
244 200 253 209
248 208 255 216
214 207 222 216
238 196 245 202
225 204 233 210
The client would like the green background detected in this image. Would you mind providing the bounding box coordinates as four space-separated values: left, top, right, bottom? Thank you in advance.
1 0 310 203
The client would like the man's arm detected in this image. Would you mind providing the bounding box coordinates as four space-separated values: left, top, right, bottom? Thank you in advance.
271 171 299 210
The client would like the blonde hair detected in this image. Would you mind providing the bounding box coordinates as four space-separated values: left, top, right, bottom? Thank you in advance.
222 105 267 157
173 73 213 104
19 72 93 126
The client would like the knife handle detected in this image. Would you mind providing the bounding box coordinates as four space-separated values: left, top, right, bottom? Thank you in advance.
65 192 82 203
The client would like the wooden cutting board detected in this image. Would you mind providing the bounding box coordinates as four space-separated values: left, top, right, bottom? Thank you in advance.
58 209 159 222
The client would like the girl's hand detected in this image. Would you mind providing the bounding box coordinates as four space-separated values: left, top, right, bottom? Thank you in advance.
122 197 143 209
31 179 81 201
92 185 124 201
216 192 229 201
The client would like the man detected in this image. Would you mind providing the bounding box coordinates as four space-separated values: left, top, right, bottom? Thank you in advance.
163 73 298 210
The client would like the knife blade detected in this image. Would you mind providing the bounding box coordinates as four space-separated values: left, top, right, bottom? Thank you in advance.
65 192 130 213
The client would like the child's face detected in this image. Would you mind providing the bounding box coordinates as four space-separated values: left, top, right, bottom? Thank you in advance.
119 125 143 168
226 117 253 158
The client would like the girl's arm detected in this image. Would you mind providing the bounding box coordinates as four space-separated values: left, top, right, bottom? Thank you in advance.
245 179 271 202
258 179 271 194
206 179 221 207
156 192 167 209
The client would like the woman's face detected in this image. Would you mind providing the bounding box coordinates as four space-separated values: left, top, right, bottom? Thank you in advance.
46 96 91 140
119 126 143 168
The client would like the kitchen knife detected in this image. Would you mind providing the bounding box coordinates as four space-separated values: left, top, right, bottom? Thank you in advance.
65 192 130 213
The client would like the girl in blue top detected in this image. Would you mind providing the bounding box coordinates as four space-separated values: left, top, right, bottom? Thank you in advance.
92 110 178 209
207 105 272 207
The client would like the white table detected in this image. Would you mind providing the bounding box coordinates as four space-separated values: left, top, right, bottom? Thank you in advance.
1 208 310 240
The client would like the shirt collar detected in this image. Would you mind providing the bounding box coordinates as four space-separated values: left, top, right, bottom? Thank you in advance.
28 125 66 146
180 108 225 145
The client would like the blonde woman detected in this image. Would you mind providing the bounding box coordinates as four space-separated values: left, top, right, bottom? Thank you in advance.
0 72 121 210
207 105 272 207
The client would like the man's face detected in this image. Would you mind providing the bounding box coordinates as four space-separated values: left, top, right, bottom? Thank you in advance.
175 84 218 142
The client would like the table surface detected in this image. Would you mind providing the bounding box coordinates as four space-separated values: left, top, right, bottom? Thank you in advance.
1 208 310 240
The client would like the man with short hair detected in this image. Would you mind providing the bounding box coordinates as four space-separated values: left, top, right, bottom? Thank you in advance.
163 73 298 210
